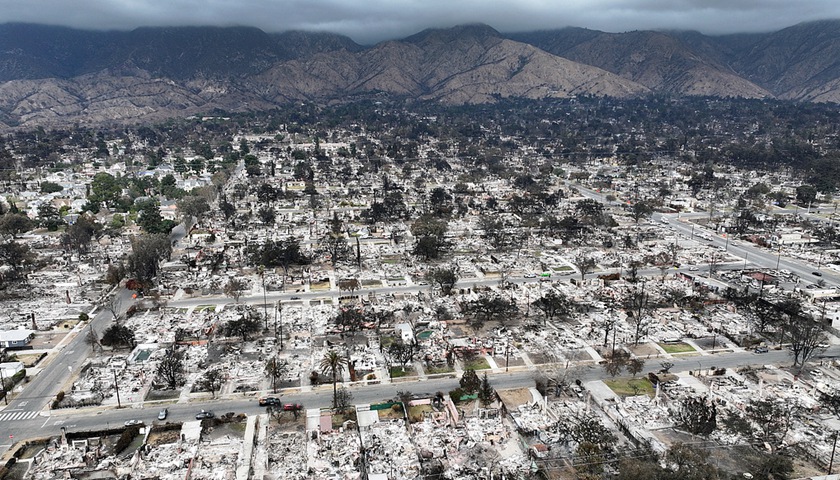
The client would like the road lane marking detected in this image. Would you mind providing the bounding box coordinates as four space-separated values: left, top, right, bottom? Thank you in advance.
0 411 40 421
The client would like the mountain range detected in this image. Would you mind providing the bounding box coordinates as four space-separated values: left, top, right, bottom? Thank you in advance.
2 20 840 127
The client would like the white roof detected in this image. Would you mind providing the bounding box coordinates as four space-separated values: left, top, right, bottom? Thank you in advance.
0 330 34 342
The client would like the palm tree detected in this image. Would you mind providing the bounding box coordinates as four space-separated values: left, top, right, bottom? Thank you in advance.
265 357 287 394
319 349 349 408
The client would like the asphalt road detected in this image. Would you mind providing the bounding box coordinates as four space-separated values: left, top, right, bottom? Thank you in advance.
2 344 835 452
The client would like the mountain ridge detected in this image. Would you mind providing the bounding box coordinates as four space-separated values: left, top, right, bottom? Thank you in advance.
3 21 840 127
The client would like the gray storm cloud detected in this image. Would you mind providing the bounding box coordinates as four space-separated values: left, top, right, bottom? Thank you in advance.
1 0 838 43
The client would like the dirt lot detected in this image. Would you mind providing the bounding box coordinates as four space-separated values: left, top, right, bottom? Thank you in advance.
496 387 533 409
29 331 70 349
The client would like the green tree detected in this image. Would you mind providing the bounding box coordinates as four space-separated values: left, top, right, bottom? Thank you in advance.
223 312 262 341
125 234 172 288
411 215 450 260
37 204 63 231
477 373 495 407
424 266 458 296
0 240 36 282
100 324 136 349
136 200 175 234
89 172 121 209
631 200 654 223
795 184 817 205
257 206 276 225
319 350 349 409
463 294 519 329
0 213 34 238
40 181 63 194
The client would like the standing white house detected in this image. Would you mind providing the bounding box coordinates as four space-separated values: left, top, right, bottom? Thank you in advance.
0 329 34 348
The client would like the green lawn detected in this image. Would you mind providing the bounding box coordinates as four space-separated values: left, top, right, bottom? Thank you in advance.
603 378 655 397
390 366 416 378
658 342 697 354
464 358 490 371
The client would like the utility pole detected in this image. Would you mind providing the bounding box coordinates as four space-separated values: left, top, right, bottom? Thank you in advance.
260 266 268 329
277 302 283 350
0 368 7 405
775 243 783 273
113 369 121 408
829 431 838 475
505 337 510 373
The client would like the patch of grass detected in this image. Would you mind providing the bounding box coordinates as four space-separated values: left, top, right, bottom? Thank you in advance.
658 342 696 354
426 364 454 374
464 358 490 370
390 366 416 378
310 282 331 291
603 378 655 397
195 305 216 312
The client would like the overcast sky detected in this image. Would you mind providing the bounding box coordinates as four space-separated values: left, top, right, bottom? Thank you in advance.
2 0 839 44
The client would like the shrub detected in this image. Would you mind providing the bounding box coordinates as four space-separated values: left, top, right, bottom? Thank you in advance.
449 388 466 403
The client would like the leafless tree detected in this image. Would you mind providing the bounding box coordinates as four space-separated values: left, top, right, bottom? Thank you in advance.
224 278 247 303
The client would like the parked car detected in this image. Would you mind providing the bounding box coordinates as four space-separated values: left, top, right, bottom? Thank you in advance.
282 403 303 411
158 408 168 420
124 419 143 427
754 346 769 354
259 396 282 406
195 410 215 420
